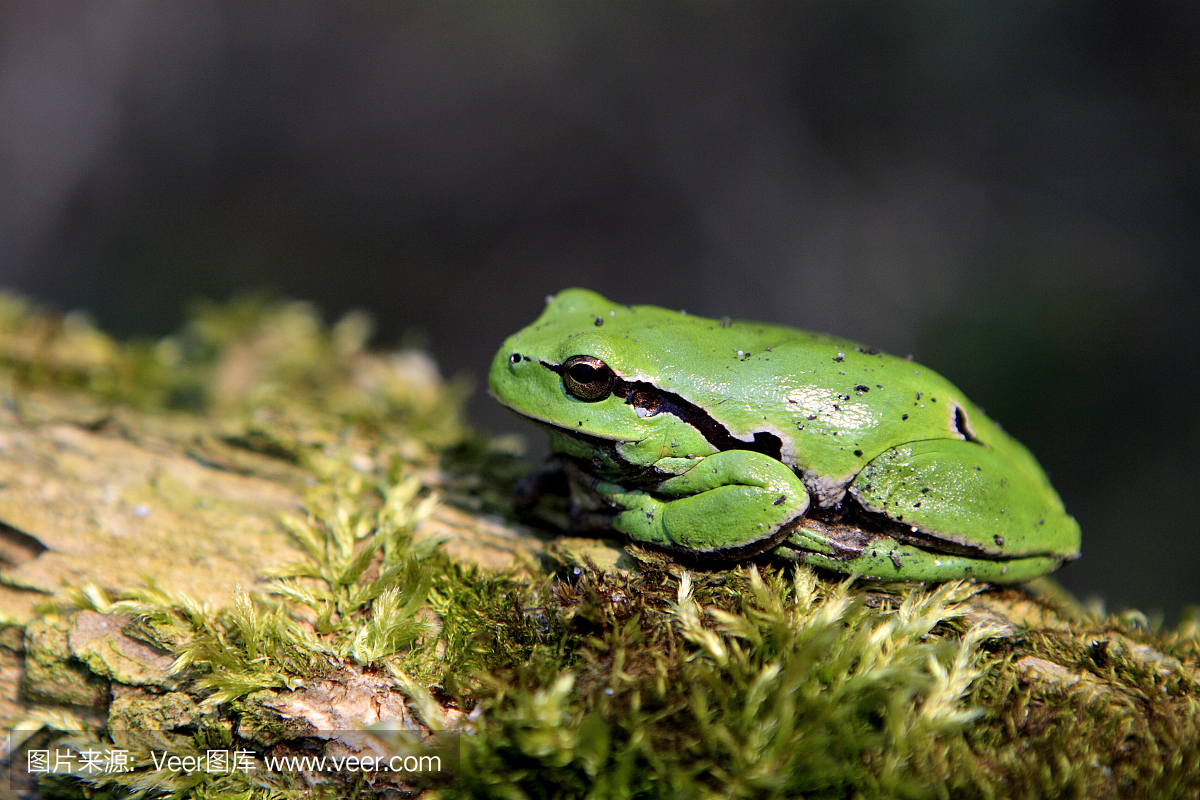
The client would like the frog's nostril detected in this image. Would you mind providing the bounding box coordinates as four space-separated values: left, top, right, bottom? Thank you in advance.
509 352 521 365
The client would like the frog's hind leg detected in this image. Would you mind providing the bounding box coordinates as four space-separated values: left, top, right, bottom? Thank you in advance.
781 438 1080 582
781 519 1066 583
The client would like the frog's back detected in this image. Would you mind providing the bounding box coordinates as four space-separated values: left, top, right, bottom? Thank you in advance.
544 289 1056 495
617 304 1050 496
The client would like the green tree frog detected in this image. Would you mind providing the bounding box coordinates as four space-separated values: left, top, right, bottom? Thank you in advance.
490 289 1080 582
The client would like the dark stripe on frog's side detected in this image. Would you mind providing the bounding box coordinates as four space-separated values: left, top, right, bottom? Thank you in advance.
540 361 783 461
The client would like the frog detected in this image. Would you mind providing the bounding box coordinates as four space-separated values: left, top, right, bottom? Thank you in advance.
489 288 1081 583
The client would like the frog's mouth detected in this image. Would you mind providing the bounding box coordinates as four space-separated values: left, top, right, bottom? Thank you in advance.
511 414 674 487
490 390 629 445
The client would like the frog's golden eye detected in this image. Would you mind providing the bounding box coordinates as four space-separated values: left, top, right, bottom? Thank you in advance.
562 355 614 401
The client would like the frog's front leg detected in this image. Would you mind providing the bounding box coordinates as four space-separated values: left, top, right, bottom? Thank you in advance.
577 449 811 557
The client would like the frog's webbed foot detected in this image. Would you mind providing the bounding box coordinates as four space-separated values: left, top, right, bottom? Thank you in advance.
510 459 575 531
513 461 569 511
555 458 617 534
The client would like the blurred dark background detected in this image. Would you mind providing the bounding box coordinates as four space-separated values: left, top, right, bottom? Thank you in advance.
1 1 1196 617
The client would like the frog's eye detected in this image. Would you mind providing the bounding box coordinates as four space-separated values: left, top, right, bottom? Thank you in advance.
561 355 615 401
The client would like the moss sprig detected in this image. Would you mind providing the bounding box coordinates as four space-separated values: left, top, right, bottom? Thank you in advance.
449 564 1016 799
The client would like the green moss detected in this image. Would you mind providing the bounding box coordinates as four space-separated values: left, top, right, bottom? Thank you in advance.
449 566 980 799
963 616 1200 797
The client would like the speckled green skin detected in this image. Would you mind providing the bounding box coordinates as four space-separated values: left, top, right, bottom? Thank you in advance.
490 289 1080 582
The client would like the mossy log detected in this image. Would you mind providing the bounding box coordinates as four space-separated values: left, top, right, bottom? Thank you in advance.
0 295 1195 799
